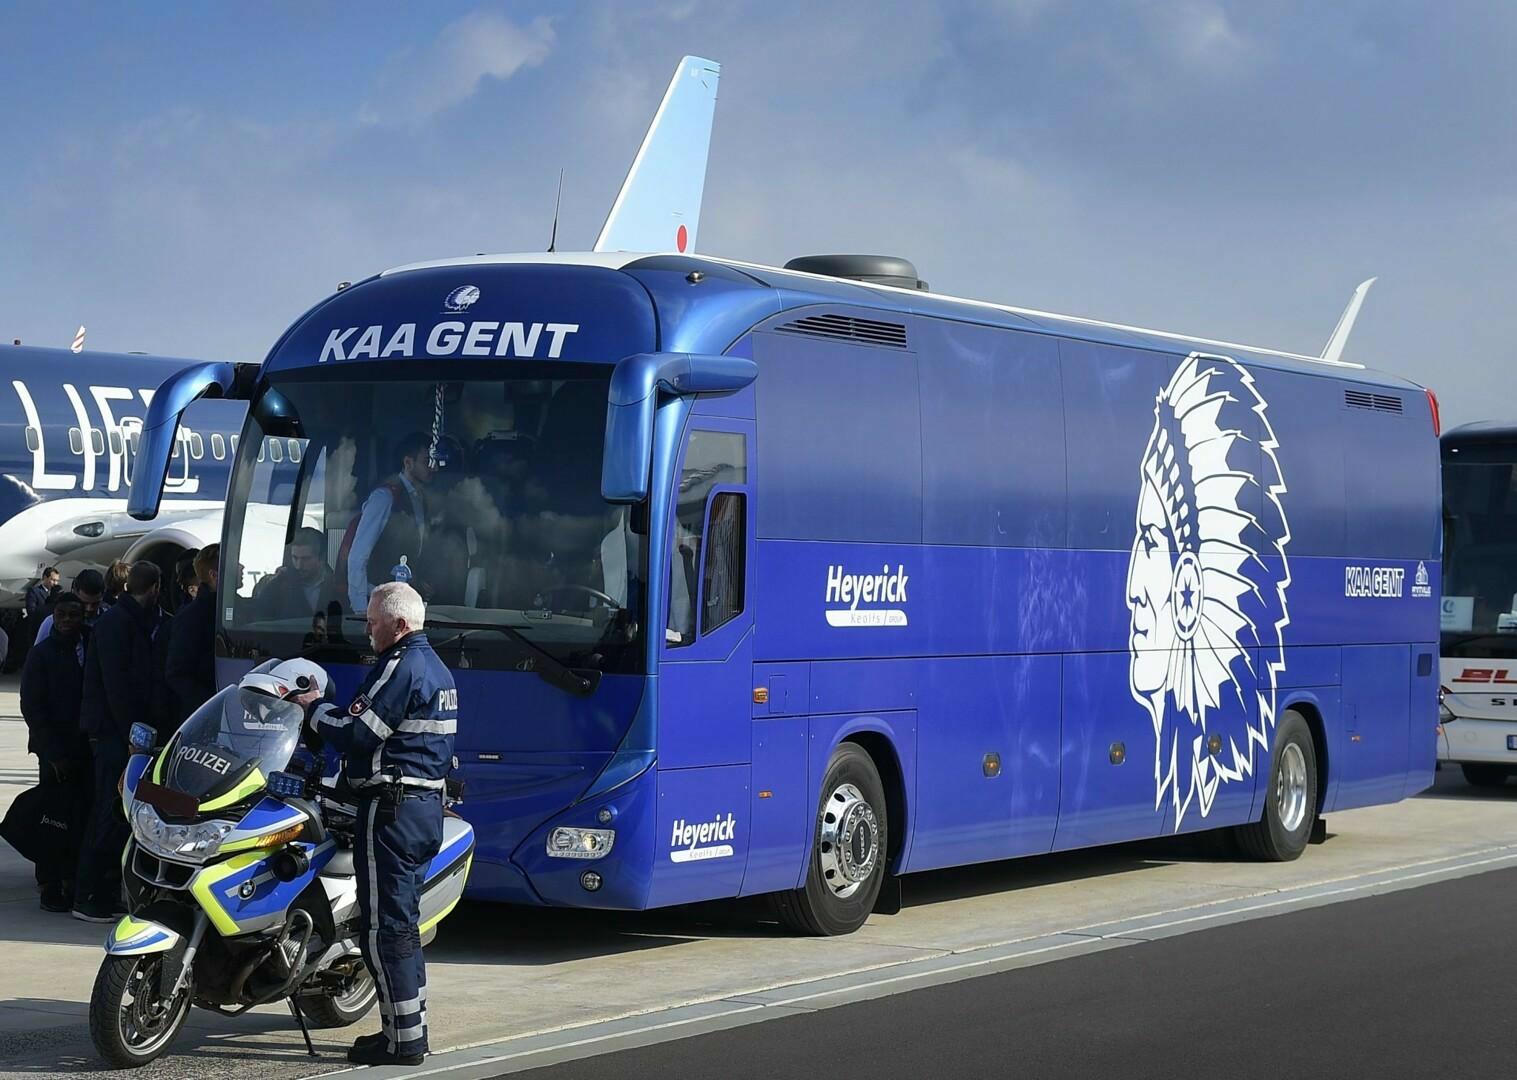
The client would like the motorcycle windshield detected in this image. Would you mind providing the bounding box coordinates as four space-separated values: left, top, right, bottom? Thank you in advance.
161 686 304 803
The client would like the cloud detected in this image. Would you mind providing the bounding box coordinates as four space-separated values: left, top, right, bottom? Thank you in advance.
361 10 556 126
1156 2 1255 73
963 0 1055 29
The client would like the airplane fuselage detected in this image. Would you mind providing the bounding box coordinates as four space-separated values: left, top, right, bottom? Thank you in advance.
0 345 243 606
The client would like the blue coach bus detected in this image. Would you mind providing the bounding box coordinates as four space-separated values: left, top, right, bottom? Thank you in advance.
130 250 1441 934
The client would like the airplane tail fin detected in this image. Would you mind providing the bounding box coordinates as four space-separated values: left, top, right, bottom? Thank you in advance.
594 56 720 255
1321 277 1377 364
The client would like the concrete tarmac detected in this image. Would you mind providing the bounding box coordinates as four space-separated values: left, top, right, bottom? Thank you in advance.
520 863 1517 1080
0 677 1513 1078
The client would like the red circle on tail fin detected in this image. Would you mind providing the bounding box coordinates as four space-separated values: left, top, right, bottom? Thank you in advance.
676 225 688 252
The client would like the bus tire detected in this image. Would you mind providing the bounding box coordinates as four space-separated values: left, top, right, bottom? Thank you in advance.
1235 710 1317 862
772 743 888 936
1461 764 1510 789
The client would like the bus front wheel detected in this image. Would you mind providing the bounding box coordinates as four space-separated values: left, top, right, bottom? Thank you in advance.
773 743 889 936
1234 710 1318 862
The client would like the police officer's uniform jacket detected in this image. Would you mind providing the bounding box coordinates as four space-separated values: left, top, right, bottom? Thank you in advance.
313 630 455 791
313 630 456 1057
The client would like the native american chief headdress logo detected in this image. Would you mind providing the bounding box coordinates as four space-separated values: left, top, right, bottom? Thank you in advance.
1125 352 1291 827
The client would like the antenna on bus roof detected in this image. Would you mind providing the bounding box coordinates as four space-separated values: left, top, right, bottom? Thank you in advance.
547 169 564 253
1321 277 1377 364
594 56 720 255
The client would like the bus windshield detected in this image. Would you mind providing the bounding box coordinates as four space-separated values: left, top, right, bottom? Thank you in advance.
1442 444 1517 658
220 364 647 674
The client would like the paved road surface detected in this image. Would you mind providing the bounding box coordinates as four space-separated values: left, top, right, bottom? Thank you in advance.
518 865 1514 1080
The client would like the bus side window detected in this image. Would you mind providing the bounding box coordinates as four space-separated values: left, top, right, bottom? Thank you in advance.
666 431 746 647
701 491 745 635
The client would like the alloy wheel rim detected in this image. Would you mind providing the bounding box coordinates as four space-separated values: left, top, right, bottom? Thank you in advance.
1276 742 1309 833
120 957 189 1055
332 969 377 1012
818 782 879 899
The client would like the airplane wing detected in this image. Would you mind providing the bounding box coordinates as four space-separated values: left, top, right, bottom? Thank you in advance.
594 56 721 255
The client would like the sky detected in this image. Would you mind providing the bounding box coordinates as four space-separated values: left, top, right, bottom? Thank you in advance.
1 1 1513 426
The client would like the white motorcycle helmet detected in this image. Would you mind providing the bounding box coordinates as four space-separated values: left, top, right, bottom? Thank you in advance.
240 657 331 702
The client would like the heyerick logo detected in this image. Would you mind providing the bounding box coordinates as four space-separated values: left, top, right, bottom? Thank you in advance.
669 814 736 862
1127 352 1291 828
824 564 910 628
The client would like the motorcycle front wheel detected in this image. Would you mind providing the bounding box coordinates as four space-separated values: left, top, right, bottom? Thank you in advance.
89 954 193 1068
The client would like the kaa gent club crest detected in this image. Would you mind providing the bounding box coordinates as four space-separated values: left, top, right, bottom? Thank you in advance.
1126 353 1292 828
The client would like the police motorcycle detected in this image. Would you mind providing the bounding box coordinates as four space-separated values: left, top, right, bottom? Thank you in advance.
89 659 474 1068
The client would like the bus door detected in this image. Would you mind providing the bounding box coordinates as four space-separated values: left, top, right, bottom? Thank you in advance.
651 417 755 904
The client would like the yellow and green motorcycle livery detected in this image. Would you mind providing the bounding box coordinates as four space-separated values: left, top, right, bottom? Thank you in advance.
89 658 474 1068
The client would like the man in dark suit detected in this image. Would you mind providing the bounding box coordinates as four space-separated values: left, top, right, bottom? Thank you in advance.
9 565 60 671
20 592 91 913
165 544 220 722
25 567 59 618
258 527 343 623
73 562 170 923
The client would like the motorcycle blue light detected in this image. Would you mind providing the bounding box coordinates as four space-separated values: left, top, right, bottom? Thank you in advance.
129 723 157 753
267 771 306 799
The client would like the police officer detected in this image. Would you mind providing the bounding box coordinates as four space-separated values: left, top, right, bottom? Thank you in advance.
300 581 455 1067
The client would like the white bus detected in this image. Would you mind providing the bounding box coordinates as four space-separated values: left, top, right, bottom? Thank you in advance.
1439 422 1517 786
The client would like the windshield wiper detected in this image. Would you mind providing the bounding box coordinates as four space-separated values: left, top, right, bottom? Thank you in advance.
349 616 600 697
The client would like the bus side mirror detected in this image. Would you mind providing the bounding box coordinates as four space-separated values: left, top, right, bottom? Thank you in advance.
601 352 757 504
128 362 257 521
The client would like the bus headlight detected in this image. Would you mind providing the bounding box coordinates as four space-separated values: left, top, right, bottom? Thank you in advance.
547 827 615 860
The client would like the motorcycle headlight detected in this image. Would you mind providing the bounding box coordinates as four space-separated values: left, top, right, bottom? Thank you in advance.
131 803 236 863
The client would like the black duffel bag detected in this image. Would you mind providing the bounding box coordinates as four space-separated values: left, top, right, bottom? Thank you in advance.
1 779 84 873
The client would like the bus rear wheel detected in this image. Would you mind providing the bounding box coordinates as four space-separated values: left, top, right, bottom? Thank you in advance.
1234 710 1317 862
772 743 888 936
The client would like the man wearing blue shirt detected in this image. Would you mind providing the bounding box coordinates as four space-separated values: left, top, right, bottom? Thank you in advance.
340 433 434 614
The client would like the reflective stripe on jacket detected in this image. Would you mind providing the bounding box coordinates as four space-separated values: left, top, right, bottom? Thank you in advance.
316 631 456 787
